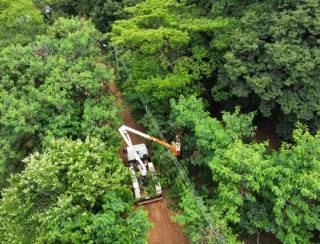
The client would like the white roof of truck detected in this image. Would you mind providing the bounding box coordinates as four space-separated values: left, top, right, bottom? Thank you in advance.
126 143 149 161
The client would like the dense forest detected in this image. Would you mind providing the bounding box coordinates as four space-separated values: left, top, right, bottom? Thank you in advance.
0 0 319 243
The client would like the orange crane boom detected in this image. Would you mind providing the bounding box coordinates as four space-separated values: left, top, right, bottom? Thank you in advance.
148 136 181 156
118 125 181 157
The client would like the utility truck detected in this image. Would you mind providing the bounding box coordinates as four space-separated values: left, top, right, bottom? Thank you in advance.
119 125 180 205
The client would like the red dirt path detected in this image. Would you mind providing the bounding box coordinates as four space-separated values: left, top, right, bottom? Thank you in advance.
109 82 189 244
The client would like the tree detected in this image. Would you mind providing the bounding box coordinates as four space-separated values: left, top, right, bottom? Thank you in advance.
213 0 320 137
175 188 239 244
169 95 320 243
0 0 45 47
110 0 231 120
170 96 267 239
34 0 142 32
82 0 143 32
170 96 256 166
265 126 320 243
0 138 151 243
0 17 120 189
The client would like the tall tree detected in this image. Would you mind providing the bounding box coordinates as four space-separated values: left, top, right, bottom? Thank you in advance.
213 0 320 137
175 188 239 244
264 126 320 243
0 17 120 188
0 138 151 243
34 0 142 32
110 0 231 121
169 96 320 243
0 0 45 47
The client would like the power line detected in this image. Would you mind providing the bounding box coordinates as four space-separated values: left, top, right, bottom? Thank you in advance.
143 103 224 244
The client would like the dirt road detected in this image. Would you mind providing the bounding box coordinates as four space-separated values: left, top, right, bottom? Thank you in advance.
109 82 189 244
144 199 189 244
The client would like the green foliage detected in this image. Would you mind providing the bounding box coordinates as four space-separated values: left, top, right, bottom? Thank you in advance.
170 95 256 165
82 0 143 32
141 171 158 198
0 0 319 242
213 0 320 136
175 188 239 244
264 126 320 243
209 140 274 234
0 17 121 188
110 0 231 116
108 0 320 242
170 96 320 243
0 0 45 47
0 138 151 243
35 0 142 32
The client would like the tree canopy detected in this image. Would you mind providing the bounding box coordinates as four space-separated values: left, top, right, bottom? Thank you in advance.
110 0 230 116
1 0 320 243
0 0 45 47
0 17 120 188
0 15 152 244
0 138 150 243
34 0 142 32
169 96 320 243
213 0 320 136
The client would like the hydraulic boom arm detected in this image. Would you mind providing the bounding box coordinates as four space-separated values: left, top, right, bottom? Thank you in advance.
119 125 181 156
